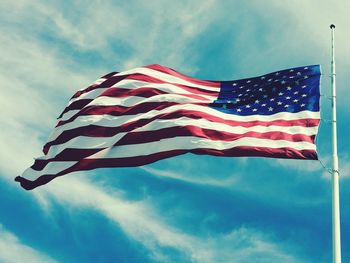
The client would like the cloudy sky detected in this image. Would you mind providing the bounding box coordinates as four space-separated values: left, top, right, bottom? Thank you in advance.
1 1 350 262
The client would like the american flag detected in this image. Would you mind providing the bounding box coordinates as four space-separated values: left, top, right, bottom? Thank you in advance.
16 64 320 190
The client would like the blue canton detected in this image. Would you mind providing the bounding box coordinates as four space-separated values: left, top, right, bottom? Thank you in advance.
211 65 321 116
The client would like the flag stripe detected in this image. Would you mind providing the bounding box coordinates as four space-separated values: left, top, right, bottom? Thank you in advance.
38 121 317 169
57 94 212 126
116 66 220 89
33 126 316 172
24 135 317 180
54 102 319 134
44 112 319 155
17 146 317 190
59 86 216 122
46 116 319 157
59 79 219 121
46 107 319 154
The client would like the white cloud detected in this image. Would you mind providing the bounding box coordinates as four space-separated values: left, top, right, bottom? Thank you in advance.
0 225 58 263
141 166 238 187
33 175 310 263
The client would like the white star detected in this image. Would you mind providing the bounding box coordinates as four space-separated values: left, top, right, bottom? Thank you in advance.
239 86 244 89
284 104 289 108
302 85 307 89
287 86 292 90
246 105 251 108
253 84 259 87
278 92 284 96
262 103 267 107
246 89 251 92
252 108 257 112
304 75 309 79
293 99 299 103
246 80 251 83
301 103 306 107
268 107 273 111
255 100 260 104
289 76 295 79
286 96 291 100
237 108 242 112
238 94 243 97
263 94 268 98
268 78 273 82
275 72 280 76
281 80 286 84
259 88 264 91
261 76 266 80
294 91 299 95
297 72 302 76
302 94 307 97
270 98 275 102
289 69 294 72
304 67 308 70
232 83 237 86
277 101 283 105
235 98 241 102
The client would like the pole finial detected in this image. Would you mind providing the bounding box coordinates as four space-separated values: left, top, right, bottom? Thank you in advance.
330 24 336 29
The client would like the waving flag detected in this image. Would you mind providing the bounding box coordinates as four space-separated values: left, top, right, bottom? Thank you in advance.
16 64 321 190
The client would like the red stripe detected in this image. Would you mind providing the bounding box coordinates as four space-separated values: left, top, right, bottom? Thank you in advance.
56 97 321 128
58 99 92 118
71 73 125 99
56 102 183 127
115 126 316 146
32 148 103 171
46 108 319 154
59 73 125 118
15 146 317 190
69 70 218 104
59 85 217 120
38 124 315 170
59 65 219 122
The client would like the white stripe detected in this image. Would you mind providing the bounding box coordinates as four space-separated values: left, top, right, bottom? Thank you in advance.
66 79 215 108
59 109 80 122
90 94 207 107
43 116 317 160
67 87 108 106
115 67 220 91
51 105 320 143
112 78 218 93
133 116 319 135
58 94 209 122
89 136 317 159
23 135 316 181
75 77 107 92
59 94 207 122
22 161 76 181
59 85 217 121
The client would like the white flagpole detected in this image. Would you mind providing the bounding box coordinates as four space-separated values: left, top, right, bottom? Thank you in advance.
330 24 341 263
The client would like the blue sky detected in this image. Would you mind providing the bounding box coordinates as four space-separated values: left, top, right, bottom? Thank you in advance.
1 1 350 262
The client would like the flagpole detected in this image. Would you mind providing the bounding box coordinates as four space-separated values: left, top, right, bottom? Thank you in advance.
330 24 341 263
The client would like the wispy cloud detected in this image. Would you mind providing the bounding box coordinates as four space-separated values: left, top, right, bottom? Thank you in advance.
141 166 238 187
0 224 58 263
35 176 309 263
